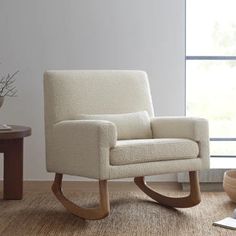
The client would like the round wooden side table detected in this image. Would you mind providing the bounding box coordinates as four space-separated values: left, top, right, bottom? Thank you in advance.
0 125 31 200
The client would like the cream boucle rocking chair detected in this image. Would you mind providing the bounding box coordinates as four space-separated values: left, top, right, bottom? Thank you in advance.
44 70 209 220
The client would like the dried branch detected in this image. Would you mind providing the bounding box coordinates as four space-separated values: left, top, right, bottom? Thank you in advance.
0 70 19 97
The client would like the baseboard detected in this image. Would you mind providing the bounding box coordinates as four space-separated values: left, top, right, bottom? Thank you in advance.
0 180 225 193
0 180 181 193
178 169 228 183
178 169 227 191
0 173 178 182
182 182 223 192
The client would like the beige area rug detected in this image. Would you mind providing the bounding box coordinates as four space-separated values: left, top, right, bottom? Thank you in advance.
0 189 236 236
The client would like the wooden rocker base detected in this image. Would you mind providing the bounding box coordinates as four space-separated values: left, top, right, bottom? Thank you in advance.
51 173 110 220
134 171 201 208
52 171 200 220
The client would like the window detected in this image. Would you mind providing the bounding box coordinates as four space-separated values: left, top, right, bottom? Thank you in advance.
186 0 236 158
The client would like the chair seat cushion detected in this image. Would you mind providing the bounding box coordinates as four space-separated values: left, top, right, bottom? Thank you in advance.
110 138 199 165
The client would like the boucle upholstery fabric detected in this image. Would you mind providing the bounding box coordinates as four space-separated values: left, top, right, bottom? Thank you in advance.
78 111 152 140
44 70 154 127
151 117 209 170
49 120 117 179
44 70 154 179
109 158 202 179
44 70 210 180
110 139 199 165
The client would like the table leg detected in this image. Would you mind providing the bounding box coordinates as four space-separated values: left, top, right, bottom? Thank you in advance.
3 139 23 200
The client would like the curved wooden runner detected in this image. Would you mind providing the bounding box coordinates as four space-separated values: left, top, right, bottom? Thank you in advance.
134 171 201 208
52 173 110 220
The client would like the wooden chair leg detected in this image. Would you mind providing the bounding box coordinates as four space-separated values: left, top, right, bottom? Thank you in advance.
134 171 201 208
51 173 110 220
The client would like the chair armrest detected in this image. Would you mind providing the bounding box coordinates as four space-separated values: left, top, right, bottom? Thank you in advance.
151 117 208 141
54 120 117 148
47 120 117 179
151 117 210 169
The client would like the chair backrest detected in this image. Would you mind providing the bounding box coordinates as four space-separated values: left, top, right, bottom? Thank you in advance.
44 70 154 133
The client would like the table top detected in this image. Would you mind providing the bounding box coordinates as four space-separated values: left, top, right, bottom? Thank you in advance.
0 125 31 139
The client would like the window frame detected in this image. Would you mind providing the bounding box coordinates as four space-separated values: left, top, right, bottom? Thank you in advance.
185 0 236 159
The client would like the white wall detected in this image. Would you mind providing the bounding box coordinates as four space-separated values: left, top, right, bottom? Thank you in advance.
0 0 185 181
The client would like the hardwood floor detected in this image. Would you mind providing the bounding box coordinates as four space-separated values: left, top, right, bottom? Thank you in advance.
0 180 181 197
